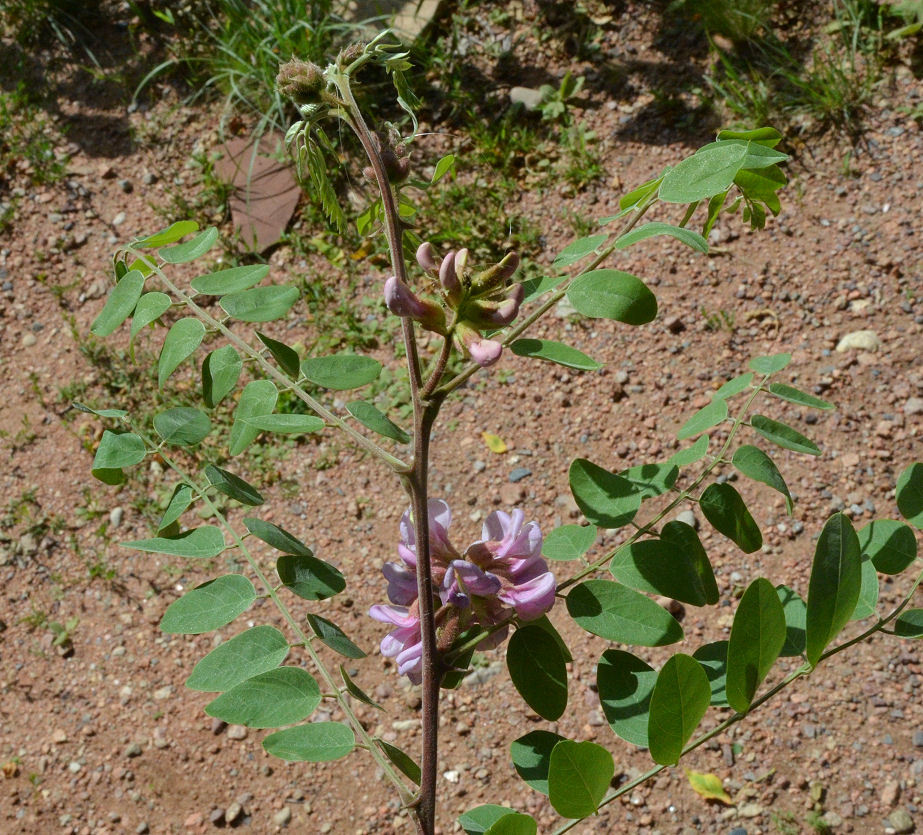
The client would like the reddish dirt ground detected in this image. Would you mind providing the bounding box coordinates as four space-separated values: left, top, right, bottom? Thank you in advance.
1 3 922 834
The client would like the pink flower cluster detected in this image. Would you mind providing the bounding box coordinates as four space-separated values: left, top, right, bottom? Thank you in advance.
370 500 556 683
383 242 524 367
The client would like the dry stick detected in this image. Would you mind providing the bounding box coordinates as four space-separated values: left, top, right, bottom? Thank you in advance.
333 70 441 834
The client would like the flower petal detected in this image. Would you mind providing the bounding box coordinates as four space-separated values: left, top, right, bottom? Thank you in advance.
499 571 556 620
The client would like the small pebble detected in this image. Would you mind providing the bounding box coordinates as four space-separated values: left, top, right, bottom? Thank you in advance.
22 333 37 347
225 802 242 824
509 467 532 483
226 725 248 740
273 807 292 826
913 730 923 748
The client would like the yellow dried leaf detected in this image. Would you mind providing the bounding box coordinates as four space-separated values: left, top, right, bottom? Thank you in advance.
2 761 19 779
481 432 508 454
685 768 733 805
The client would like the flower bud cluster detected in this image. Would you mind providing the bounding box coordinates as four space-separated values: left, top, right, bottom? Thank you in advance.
384 243 524 367
275 59 326 106
369 500 555 683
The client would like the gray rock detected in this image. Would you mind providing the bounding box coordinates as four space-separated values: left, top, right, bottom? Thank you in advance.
273 807 293 826
473 460 486 473
208 808 225 825
111 211 126 227
509 467 532 483
21 333 37 347
835 330 880 352
903 397 923 416
737 803 763 818
124 742 143 758
509 86 544 111
109 506 124 528
913 730 923 747
887 807 914 834
226 725 248 740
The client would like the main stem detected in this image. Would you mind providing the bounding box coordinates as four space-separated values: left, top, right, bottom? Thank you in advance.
334 71 441 833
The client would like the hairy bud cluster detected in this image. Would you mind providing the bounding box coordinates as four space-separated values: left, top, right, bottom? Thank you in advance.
384 243 523 367
363 128 411 185
275 59 325 105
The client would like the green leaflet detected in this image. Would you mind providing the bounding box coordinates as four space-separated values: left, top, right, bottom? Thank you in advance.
191 264 270 295
160 574 256 634
91 270 145 337
547 740 614 819
186 625 289 692
732 444 793 514
158 318 205 388
506 625 568 721
699 482 762 552
647 653 710 765
205 667 321 728
262 722 354 762
596 649 657 747
566 269 657 325
202 345 242 408
509 338 600 371
153 407 211 446
510 730 565 795
160 226 218 263
228 380 278 456
219 285 300 322
726 578 786 713
805 513 861 665
567 580 684 646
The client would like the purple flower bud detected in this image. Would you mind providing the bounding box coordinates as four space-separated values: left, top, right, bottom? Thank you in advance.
466 283 524 328
438 250 461 304
471 251 521 293
384 276 447 334
454 323 502 366
416 242 437 274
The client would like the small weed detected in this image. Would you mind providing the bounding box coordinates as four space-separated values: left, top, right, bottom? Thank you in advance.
770 809 800 835
671 0 776 43
0 82 66 187
537 72 585 124
702 307 737 333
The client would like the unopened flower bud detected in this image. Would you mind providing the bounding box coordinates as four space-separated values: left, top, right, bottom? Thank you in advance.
466 283 524 328
471 251 520 293
337 42 366 67
276 59 325 105
384 276 446 333
439 250 461 304
416 242 437 274
456 323 502 367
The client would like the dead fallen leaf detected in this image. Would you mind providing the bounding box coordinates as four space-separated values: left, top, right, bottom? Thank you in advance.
214 133 301 253
685 768 733 805
481 432 508 454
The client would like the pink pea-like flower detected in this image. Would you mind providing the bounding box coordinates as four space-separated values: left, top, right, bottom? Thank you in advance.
370 500 555 682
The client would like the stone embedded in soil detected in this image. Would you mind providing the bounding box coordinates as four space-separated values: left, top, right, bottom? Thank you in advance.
903 397 923 416
835 330 881 352
509 86 543 111
273 807 292 826
913 730 923 747
888 807 914 834
226 725 248 740
881 780 901 807
124 742 142 758
509 467 532 483
225 802 243 824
